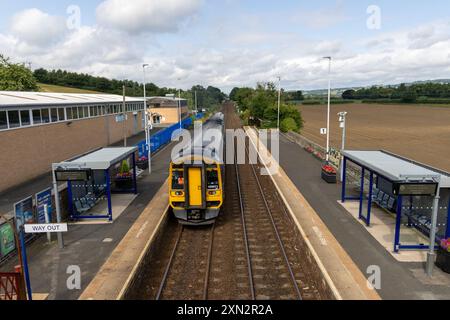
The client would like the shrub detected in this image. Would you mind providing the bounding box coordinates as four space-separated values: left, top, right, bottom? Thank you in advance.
280 117 298 133
120 160 130 174
302 100 322 105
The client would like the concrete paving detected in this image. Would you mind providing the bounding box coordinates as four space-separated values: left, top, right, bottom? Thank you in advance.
278 133 450 300
0 130 172 300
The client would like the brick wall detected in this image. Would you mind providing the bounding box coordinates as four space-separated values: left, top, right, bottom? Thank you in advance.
0 112 143 193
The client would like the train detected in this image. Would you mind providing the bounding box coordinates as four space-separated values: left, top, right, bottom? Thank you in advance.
169 113 225 225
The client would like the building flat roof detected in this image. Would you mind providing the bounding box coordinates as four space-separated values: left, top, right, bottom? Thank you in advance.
53 147 138 170
0 91 144 108
343 150 450 187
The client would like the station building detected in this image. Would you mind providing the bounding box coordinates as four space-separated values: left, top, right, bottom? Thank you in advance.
0 91 145 193
147 96 189 126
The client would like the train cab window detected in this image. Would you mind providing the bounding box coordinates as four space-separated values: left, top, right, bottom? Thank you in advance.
207 170 219 190
172 171 185 190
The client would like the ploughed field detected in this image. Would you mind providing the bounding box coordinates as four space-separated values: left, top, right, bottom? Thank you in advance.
299 103 450 172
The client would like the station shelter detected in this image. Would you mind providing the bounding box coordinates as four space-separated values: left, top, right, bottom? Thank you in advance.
52 147 138 222
341 150 450 252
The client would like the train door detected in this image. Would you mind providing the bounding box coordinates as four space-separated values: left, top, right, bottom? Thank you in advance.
188 167 203 207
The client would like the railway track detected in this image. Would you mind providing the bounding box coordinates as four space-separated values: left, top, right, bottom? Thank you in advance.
127 102 331 300
156 224 215 300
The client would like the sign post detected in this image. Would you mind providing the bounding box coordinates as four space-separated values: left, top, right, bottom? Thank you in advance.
338 111 348 182
44 205 51 242
14 197 34 301
52 168 64 249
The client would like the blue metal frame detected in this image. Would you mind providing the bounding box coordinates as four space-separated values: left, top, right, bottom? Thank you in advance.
70 154 138 222
366 172 374 226
137 113 204 157
394 195 403 252
446 197 450 239
358 167 365 221
341 157 347 203
342 154 447 252
132 153 138 195
68 181 74 220
106 169 113 222
19 230 32 301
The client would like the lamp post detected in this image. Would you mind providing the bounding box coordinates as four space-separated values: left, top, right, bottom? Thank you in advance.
277 76 282 131
142 64 152 174
323 56 332 162
338 111 348 182
177 78 182 131
338 111 347 151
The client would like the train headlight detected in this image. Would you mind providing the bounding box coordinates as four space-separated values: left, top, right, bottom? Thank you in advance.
175 191 184 196
208 191 217 196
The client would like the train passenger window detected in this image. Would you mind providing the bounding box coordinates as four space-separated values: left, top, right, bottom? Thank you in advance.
207 170 219 190
172 171 184 190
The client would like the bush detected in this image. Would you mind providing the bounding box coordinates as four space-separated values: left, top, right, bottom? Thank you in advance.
302 100 322 105
120 160 130 174
280 117 298 133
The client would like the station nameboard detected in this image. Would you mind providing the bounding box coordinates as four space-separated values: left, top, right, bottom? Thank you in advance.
55 169 91 182
393 183 438 196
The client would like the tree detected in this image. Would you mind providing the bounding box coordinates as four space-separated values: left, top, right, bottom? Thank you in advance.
0 54 38 91
342 89 356 99
401 88 418 103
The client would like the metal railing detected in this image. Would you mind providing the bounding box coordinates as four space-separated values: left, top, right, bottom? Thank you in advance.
137 113 204 157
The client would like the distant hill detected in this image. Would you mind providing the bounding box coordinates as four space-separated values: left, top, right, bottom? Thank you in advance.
303 79 450 98
38 83 102 94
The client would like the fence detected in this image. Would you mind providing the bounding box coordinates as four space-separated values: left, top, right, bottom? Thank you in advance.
283 131 344 167
0 271 25 300
137 113 204 157
283 131 363 190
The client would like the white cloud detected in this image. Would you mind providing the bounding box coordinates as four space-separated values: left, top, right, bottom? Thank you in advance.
291 1 349 29
1 5 450 93
96 0 202 34
10 8 66 47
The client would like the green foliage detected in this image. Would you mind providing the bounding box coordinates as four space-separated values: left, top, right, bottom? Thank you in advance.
284 90 304 102
280 117 298 133
0 54 38 91
120 160 130 174
302 100 322 105
344 82 450 102
230 82 303 132
342 89 356 99
33 68 226 110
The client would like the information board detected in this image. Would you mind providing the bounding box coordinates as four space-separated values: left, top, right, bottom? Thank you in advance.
0 222 16 258
55 169 91 182
14 196 34 233
393 183 438 196
36 188 52 224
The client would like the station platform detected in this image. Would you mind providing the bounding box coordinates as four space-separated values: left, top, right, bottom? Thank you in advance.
338 200 429 262
0 130 150 218
278 132 450 300
0 130 173 300
79 182 169 300
245 128 379 300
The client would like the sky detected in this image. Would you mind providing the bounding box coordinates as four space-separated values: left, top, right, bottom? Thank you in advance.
1 0 450 93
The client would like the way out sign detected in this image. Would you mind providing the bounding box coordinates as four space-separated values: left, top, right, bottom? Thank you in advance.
24 223 68 234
